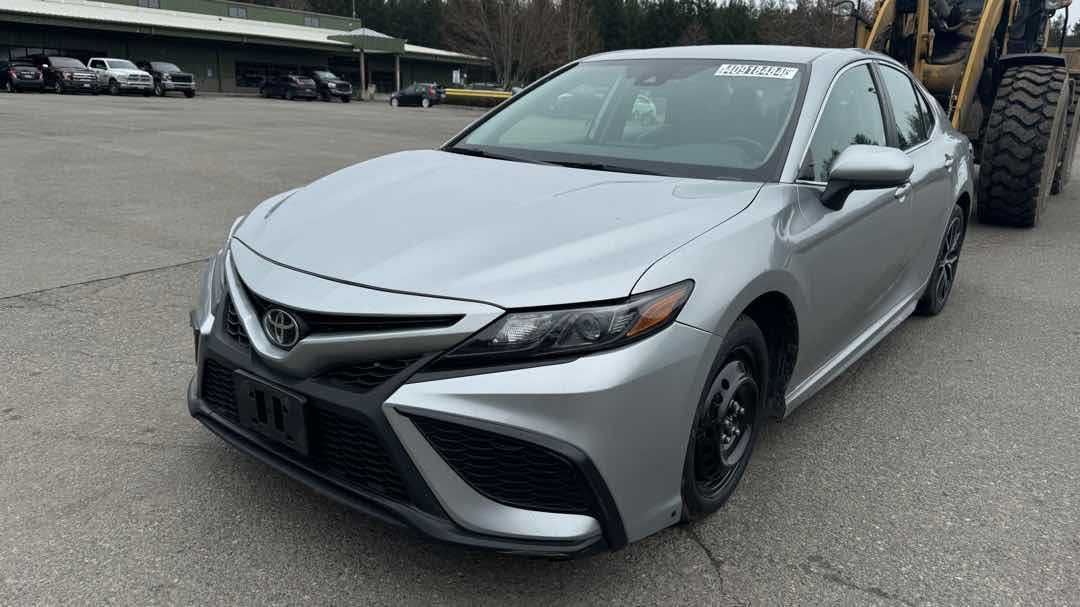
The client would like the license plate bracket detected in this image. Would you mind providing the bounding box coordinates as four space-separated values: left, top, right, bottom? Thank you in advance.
234 370 309 455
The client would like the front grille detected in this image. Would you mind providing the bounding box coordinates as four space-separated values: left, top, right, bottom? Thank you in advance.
319 357 420 393
308 407 410 502
171 74 193 83
411 416 595 515
199 359 410 503
202 359 239 421
73 73 94 81
243 287 462 336
222 297 249 347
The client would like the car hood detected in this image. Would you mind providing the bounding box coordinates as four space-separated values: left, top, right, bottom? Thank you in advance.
111 68 150 77
234 150 762 308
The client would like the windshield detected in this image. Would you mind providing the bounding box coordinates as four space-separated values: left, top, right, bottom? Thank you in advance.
107 59 138 70
452 59 805 180
313 70 338 80
152 62 181 72
50 57 86 69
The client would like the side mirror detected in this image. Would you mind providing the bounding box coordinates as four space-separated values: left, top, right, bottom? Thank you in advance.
822 144 914 210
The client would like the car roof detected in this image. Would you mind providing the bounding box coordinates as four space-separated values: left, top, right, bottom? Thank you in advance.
581 45 880 66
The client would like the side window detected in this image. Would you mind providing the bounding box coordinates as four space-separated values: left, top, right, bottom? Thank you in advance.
90 60 104 69
802 65 887 182
879 66 930 149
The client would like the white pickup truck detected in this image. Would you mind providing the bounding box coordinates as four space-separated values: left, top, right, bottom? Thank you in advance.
87 58 153 96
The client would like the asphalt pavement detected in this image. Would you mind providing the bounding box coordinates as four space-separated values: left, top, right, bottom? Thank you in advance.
1 93 1078 606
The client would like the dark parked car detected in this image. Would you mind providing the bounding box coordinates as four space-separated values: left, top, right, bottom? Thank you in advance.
259 74 318 100
307 69 352 102
390 83 441 108
1 61 43 93
135 61 197 98
31 56 100 94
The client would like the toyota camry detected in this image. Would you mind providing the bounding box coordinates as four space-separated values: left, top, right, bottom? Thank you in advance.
188 45 974 557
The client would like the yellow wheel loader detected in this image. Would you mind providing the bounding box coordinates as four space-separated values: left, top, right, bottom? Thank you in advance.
864 0 1080 226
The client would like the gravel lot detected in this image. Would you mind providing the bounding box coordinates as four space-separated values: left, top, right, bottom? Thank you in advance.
1 93 1078 606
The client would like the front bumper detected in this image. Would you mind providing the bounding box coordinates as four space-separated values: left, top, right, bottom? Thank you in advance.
163 81 196 90
291 88 318 99
60 79 99 92
187 246 716 554
118 81 153 91
12 79 43 90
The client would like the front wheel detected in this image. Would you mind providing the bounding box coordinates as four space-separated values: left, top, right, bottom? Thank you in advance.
341 95 351 103
421 97 431 108
109 80 120 96
53 81 64 94
915 203 966 316
681 315 768 520
184 90 195 98
155 82 165 97
4 81 15 93
285 89 294 101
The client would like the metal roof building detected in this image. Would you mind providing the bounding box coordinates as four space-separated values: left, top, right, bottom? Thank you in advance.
0 0 489 94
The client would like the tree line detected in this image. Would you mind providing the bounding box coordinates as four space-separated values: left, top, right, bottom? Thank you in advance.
241 0 864 86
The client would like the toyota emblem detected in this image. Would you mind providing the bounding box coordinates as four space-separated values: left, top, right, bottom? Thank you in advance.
262 308 300 349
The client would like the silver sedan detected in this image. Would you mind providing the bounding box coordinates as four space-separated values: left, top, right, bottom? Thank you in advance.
188 45 974 556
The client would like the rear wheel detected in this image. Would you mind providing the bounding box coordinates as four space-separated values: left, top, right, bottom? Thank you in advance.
109 80 120 96
421 97 431 108
1051 77 1080 194
155 82 165 97
978 63 1068 227
391 97 399 107
681 316 768 521
4 80 14 93
285 89 294 101
915 203 966 316
53 81 63 94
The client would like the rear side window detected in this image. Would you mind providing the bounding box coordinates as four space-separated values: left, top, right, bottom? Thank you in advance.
879 66 930 149
801 65 887 182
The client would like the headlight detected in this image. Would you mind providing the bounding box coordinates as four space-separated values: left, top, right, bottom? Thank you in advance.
430 281 693 370
162 73 171 81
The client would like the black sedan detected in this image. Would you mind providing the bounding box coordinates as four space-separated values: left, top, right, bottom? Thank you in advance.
390 83 441 108
1 61 43 93
307 70 352 102
259 75 318 101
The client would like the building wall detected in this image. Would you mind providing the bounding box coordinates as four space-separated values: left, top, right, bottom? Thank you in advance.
94 0 359 31
0 22 483 93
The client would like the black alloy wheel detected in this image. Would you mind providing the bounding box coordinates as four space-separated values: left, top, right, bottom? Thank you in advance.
682 315 768 520
155 82 165 97
916 203 966 316
54 81 63 94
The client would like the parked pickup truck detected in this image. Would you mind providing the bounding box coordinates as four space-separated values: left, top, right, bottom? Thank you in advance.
135 61 197 98
88 58 153 96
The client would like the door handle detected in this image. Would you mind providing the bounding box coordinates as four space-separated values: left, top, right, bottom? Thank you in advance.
893 183 912 199
943 152 954 168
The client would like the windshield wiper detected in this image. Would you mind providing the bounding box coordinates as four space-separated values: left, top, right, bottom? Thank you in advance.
545 161 662 176
444 147 552 166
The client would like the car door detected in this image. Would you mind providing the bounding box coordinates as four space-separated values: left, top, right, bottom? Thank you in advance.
875 63 956 296
791 62 913 369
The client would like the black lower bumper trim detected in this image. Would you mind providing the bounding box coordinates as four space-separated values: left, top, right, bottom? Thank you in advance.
189 380 606 558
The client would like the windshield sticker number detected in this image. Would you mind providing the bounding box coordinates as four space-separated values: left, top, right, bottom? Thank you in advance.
714 64 798 79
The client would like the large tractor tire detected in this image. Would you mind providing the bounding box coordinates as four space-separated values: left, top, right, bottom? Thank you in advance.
978 64 1068 227
1051 76 1080 194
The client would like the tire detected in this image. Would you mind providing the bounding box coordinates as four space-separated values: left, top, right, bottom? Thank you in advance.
321 91 331 102
421 97 431 108
155 82 165 97
4 80 14 93
341 95 351 103
915 203 966 316
53 81 63 95
977 63 1068 227
391 97 399 107
109 80 120 96
285 89 294 101
681 315 768 521
259 87 269 98
1051 77 1080 194
142 89 152 97
184 90 195 98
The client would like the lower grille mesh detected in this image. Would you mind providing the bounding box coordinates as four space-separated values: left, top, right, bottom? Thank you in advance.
410 416 594 515
320 358 420 393
222 298 249 347
200 360 410 504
